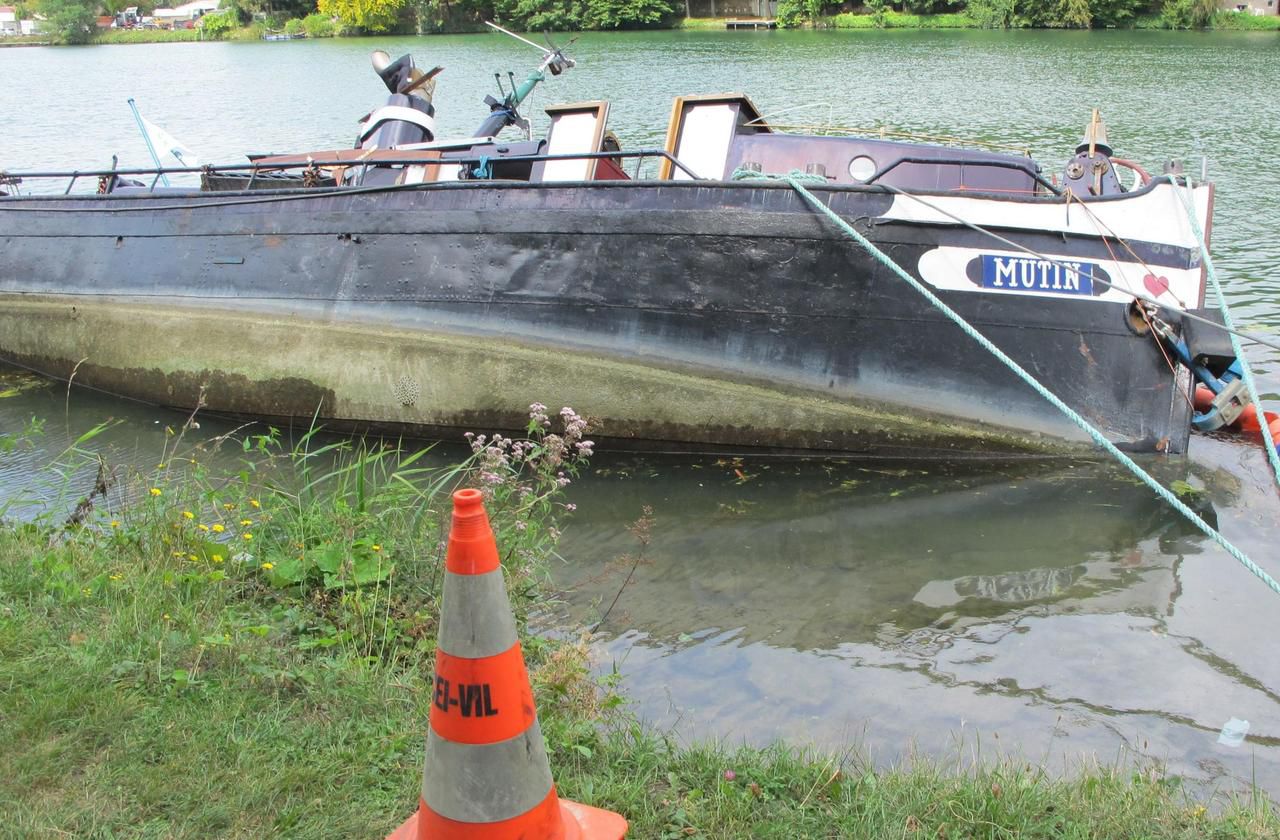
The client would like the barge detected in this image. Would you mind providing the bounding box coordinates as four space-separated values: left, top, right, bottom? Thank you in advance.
0 38 1223 457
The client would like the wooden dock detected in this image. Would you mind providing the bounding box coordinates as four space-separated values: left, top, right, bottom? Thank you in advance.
726 18 777 29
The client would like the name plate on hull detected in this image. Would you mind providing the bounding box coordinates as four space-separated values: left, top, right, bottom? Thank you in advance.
978 255 1097 295
959 253 1111 299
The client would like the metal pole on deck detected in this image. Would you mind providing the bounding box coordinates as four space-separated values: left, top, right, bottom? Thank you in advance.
127 98 170 187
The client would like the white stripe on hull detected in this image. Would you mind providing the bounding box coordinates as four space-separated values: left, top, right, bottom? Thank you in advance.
883 181 1211 303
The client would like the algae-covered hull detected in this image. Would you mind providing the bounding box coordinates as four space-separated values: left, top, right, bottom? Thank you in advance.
0 179 1203 456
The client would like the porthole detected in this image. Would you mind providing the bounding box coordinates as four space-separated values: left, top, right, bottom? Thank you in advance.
848 155 877 182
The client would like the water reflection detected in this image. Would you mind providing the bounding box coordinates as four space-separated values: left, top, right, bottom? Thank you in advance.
551 453 1280 791
557 459 1195 648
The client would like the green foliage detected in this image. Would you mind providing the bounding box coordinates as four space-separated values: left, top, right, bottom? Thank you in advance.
485 0 674 30
776 0 830 27
1055 0 1092 27
300 10 338 33
198 8 237 36
492 0 579 28
966 0 1021 27
219 0 253 23
282 15 305 32
37 0 97 44
1161 0 1219 26
318 0 406 31
582 0 678 28
1091 0 1144 26
230 20 269 37
900 0 963 13
227 0 313 22
865 0 890 25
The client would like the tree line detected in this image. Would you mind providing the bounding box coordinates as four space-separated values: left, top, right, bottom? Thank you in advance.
29 0 1228 45
781 0 1219 28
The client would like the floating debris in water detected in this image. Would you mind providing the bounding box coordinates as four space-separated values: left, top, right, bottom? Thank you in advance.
1218 717 1250 747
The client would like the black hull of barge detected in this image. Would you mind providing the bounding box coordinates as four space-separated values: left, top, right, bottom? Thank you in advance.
0 180 1194 456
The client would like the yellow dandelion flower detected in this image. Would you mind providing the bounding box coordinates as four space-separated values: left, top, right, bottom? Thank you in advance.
372 544 382 552
249 499 261 509
261 562 274 570
182 510 194 520
187 554 199 562
212 524 225 533
197 524 209 532
110 520 121 528
163 613 171 620
81 587 91 596
172 550 184 557
223 503 234 510
149 488 162 497
157 463 166 469
239 519 253 527
211 554 224 563
109 574 122 581
223 633 231 641
242 533 254 541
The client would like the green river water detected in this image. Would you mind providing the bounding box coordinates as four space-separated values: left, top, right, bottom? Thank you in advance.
2 29 1280 796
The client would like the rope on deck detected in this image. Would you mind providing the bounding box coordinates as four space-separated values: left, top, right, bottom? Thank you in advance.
731 168 1279 597
1172 178 1280 494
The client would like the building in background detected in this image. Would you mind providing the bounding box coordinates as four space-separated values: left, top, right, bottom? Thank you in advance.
152 0 221 28
1222 0 1277 13
0 6 18 36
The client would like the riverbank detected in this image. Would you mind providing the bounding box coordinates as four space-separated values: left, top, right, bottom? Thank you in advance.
0 36 52 46
817 10 1280 29
1 413 1278 838
3 9 1268 47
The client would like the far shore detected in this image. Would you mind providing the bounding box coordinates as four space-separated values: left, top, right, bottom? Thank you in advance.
1 10 1277 48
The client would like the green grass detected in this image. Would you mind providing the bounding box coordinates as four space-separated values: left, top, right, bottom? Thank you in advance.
830 10 980 28
92 28 206 44
88 23 281 44
677 17 739 28
1132 10 1280 28
1211 10 1280 29
2 415 1279 838
0 34 53 46
554 737 1280 838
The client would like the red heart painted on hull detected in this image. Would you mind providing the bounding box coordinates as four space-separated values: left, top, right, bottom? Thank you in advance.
1144 273 1170 297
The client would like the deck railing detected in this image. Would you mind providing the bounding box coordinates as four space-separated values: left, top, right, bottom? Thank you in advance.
0 148 704 196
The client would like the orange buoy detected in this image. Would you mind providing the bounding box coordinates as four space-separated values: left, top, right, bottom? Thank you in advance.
386 489 628 840
1239 404 1263 433
1194 385 1214 414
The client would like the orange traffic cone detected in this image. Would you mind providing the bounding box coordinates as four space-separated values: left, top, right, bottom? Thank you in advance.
387 488 627 840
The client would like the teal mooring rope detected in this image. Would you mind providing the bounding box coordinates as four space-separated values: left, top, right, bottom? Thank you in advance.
1173 178 1280 491
734 169 1279 596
